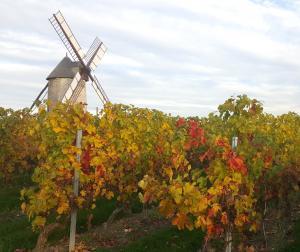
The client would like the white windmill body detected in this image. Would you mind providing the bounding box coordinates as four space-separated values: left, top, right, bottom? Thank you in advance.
46 56 87 110
30 11 109 112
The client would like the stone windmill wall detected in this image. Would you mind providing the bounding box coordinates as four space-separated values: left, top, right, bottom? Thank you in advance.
47 56 87 111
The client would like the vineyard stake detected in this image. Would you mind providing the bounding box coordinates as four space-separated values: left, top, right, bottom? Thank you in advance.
232 136 238 149
225 136 238 252
69 129 82 252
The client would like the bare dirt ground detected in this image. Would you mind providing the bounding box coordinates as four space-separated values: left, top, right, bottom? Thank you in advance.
42 211 170 252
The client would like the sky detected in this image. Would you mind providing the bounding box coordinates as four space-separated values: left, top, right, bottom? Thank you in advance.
0 0 300 116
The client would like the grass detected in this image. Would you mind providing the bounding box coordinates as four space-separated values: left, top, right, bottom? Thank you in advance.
96 227 204 252
0 174 31 212
281 218 300 252
0 214 39 252
0 186 22 212
78 198 117 232
0 174 38 252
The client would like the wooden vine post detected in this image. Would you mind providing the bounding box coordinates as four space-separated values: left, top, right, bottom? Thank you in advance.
225 136 238 252
69 129 82 252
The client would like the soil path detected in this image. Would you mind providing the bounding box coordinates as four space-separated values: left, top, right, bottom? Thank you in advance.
43 211 170 252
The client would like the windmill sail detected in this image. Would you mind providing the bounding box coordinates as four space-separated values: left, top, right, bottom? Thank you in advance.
91 74 109 104
62 72 82 102
69 79 86 104
49 11 85 63
85 37 107 71
30 83 48 111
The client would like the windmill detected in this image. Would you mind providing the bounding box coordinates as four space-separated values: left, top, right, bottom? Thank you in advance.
30 10 109 112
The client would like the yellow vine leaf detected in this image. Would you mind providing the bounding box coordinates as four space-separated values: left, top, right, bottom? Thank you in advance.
33 216 46 228
57 202 69 214
172 213 193 230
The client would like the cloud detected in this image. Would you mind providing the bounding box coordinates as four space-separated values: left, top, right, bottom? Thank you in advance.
0 0 299 116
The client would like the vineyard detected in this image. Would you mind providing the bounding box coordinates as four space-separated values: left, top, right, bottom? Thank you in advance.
0 95 300 252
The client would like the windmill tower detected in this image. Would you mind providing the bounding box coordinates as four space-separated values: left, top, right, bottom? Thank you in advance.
46 56 87 110
30 11 109 112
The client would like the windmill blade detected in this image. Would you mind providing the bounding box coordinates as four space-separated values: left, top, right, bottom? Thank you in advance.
49 11 85 64
30 83 49 111
62 72 82 103
84 38 109 104
84 37 107 71
90 74 110 104
69 79 86 104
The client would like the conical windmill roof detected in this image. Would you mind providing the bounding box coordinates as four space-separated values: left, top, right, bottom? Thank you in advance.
46 56 80 80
